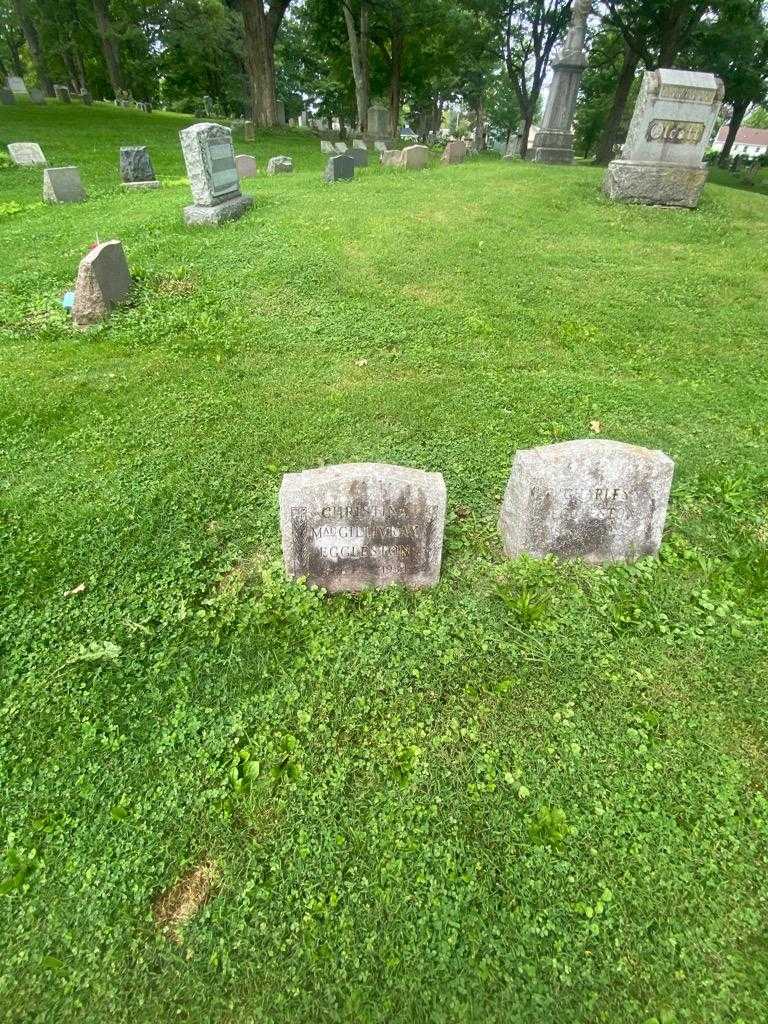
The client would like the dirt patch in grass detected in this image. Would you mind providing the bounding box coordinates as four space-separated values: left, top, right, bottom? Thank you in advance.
152 859 218 943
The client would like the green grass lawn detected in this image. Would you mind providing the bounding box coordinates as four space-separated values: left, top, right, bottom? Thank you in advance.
1 100 767 1024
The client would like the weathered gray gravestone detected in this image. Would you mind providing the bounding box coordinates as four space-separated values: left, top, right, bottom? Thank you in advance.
7 142 47 167
43 166 86 203
353 139 368 150
320 141 336 154
276 99 286 125
54 84 71 103
348 147 368 168
179 122 253 226
400 144 429 170
267 155 293 174
380 149 403 167
72 240 132 327
6 75 28 96
367 103 390 139
120 146 160 188
29 87 45 104
530 0 591 164
324 153 355 182
603 69 724 209
441 140 467 165
80 90 93 106
498 439 674 564
279 463 447 593
235 154 257 178
243 120 255 141
1 88 14 105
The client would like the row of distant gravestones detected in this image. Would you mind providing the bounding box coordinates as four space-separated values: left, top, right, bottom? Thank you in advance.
2 75 153 109
278 441 675 594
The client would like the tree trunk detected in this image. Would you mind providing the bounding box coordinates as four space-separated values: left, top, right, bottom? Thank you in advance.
92 0 124 96
596 45 638 165
388 20 403 138
11 0 53 95
718 99 748 167
343 1 368 132
519 116 532 157
241 0 289 128
473 93 486 151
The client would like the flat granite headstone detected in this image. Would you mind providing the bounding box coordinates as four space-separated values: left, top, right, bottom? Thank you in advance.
29 87 45 105
179 122 253 226
1 88 14 104
279 463 447 593
348 147 368 168
442 140 467 165
400 144 429 170
7 142 47 167
267 155 293 174
235 154 257 178
324 153 355 182
333 142 348 154
53 84 71 103
498 439 674 564
43 166 86 203
603 68 724 209
72 239 132 327
380 149 403 167
120 145 160 188
6 75 28 96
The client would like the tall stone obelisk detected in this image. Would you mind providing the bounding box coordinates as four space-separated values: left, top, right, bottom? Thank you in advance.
531 0 591 164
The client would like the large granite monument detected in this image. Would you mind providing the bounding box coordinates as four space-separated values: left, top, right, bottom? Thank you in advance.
279 463 447 592
531 0 591 164
179 122 253 226
499 439 674 564
603 68 723 209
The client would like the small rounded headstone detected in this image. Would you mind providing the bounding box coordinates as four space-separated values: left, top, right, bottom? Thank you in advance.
498 439 675 564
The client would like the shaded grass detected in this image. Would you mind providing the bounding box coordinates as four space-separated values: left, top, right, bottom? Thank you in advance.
1 100 767 1024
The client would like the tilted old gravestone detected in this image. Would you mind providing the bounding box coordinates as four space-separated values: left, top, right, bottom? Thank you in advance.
72 240 132 327
401 144 429 170
53 84 71 103
267 155 293 174
43 166 86 203
6 75 28 96
120 146 160 189
179 122 253 226
380 149 403 167
324 152 355 182
29 87 45 104
441 140 467 165
279 463 447 593
348 147 368 168
498 439 674 564
7 142 47 167
603 68 723 209
235 154 257 178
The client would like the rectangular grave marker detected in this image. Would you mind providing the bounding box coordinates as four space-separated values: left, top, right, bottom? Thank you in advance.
280 463 446 592
498 439 674 564
179 122 253 226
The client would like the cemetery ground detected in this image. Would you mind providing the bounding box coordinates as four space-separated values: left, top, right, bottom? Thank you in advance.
1 102 768 1024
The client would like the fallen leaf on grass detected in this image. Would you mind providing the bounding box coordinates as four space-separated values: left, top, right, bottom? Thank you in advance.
64 583 86 597
590 420 602 434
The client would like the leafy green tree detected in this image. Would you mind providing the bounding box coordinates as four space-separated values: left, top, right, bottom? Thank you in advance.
744 104 768 127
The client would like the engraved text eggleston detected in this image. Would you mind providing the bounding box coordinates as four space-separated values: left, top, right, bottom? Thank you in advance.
279 463 447 592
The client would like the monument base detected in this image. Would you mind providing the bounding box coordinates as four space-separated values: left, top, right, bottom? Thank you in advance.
183 193 253 226
531 129 575 164
122 180 161 190
603 159 708 209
